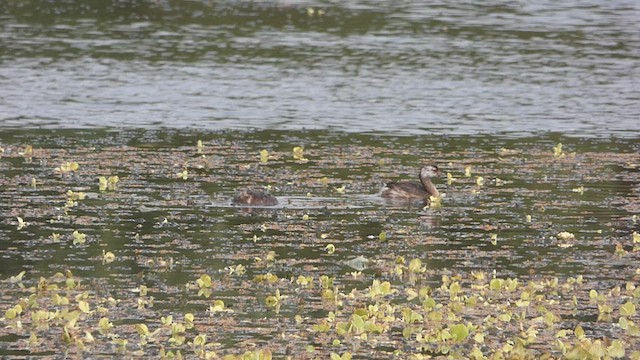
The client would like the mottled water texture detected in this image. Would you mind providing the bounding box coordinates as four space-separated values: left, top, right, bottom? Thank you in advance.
1 0 639 136
0 128 638 358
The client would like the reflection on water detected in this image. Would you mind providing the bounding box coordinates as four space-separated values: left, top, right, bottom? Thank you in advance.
0 129 638 356
1 1 639 135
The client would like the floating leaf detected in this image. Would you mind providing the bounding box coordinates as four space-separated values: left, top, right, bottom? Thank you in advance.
292 146 307 161
490 278 503 291
553 142 565 158
607 339 625 358
325 244 335 254
450 323 469 341
447 172 455 185
259 149 269 163
490 233 498 245
620 302 636 317
58 161 79 173
99 176 108 191
78 300 91 313
193 334 206 347
99 175 119 191
313 321 331 333
210 300 226 312
72 230 87 245
16 217 26 230
408 258 425 273
135 323 150 336
177 169 188 180
351 314 365 331
196 274 212 288
102 250 115 264
161 315 173 325
572 186 585 195
98 317 113 332
429 196 442 208
184 313 194 323
557 231 576 241
8 271 26 284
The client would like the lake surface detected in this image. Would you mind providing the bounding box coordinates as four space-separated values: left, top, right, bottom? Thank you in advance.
1 0 639 136
0 129 639 357
1 0 639 358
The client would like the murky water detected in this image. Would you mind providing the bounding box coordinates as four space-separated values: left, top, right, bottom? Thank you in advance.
1 0 640 357
0 128 639 357
1 0 639 135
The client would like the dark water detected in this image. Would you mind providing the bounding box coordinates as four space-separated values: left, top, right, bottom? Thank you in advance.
1 0 639 135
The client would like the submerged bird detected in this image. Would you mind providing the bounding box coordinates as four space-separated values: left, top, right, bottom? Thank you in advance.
232 189 279 206
381 165 441 200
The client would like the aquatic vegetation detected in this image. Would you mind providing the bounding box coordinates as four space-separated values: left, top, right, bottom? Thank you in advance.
16 216 26 230
428 195 442 208
176 169 188 180
306 7 326 17
557 231 576 241
292 146 307 161
102 250 115 264
57 161 79 173
553 142 565 158
572 186 585 195
0 130 638 358
98 175 119 191
490 233 498 245
7 271 26 286
325 243 336 254
72 230 87 245
259 149 269 163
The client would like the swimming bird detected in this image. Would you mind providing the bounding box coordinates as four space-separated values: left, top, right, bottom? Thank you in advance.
381 165 441 200
232 189 279 206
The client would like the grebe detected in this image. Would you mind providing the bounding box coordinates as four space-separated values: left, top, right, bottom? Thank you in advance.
381 165 440 200
232 189 279 206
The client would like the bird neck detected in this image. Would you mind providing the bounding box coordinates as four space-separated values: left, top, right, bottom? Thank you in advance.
420 177 440 197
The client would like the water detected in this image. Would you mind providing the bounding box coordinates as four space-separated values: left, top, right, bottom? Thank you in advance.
0 128 639 357
1 1 640 357
1 0 639 135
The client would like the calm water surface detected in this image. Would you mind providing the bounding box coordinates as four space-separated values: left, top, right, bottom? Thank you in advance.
1 0 639 135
